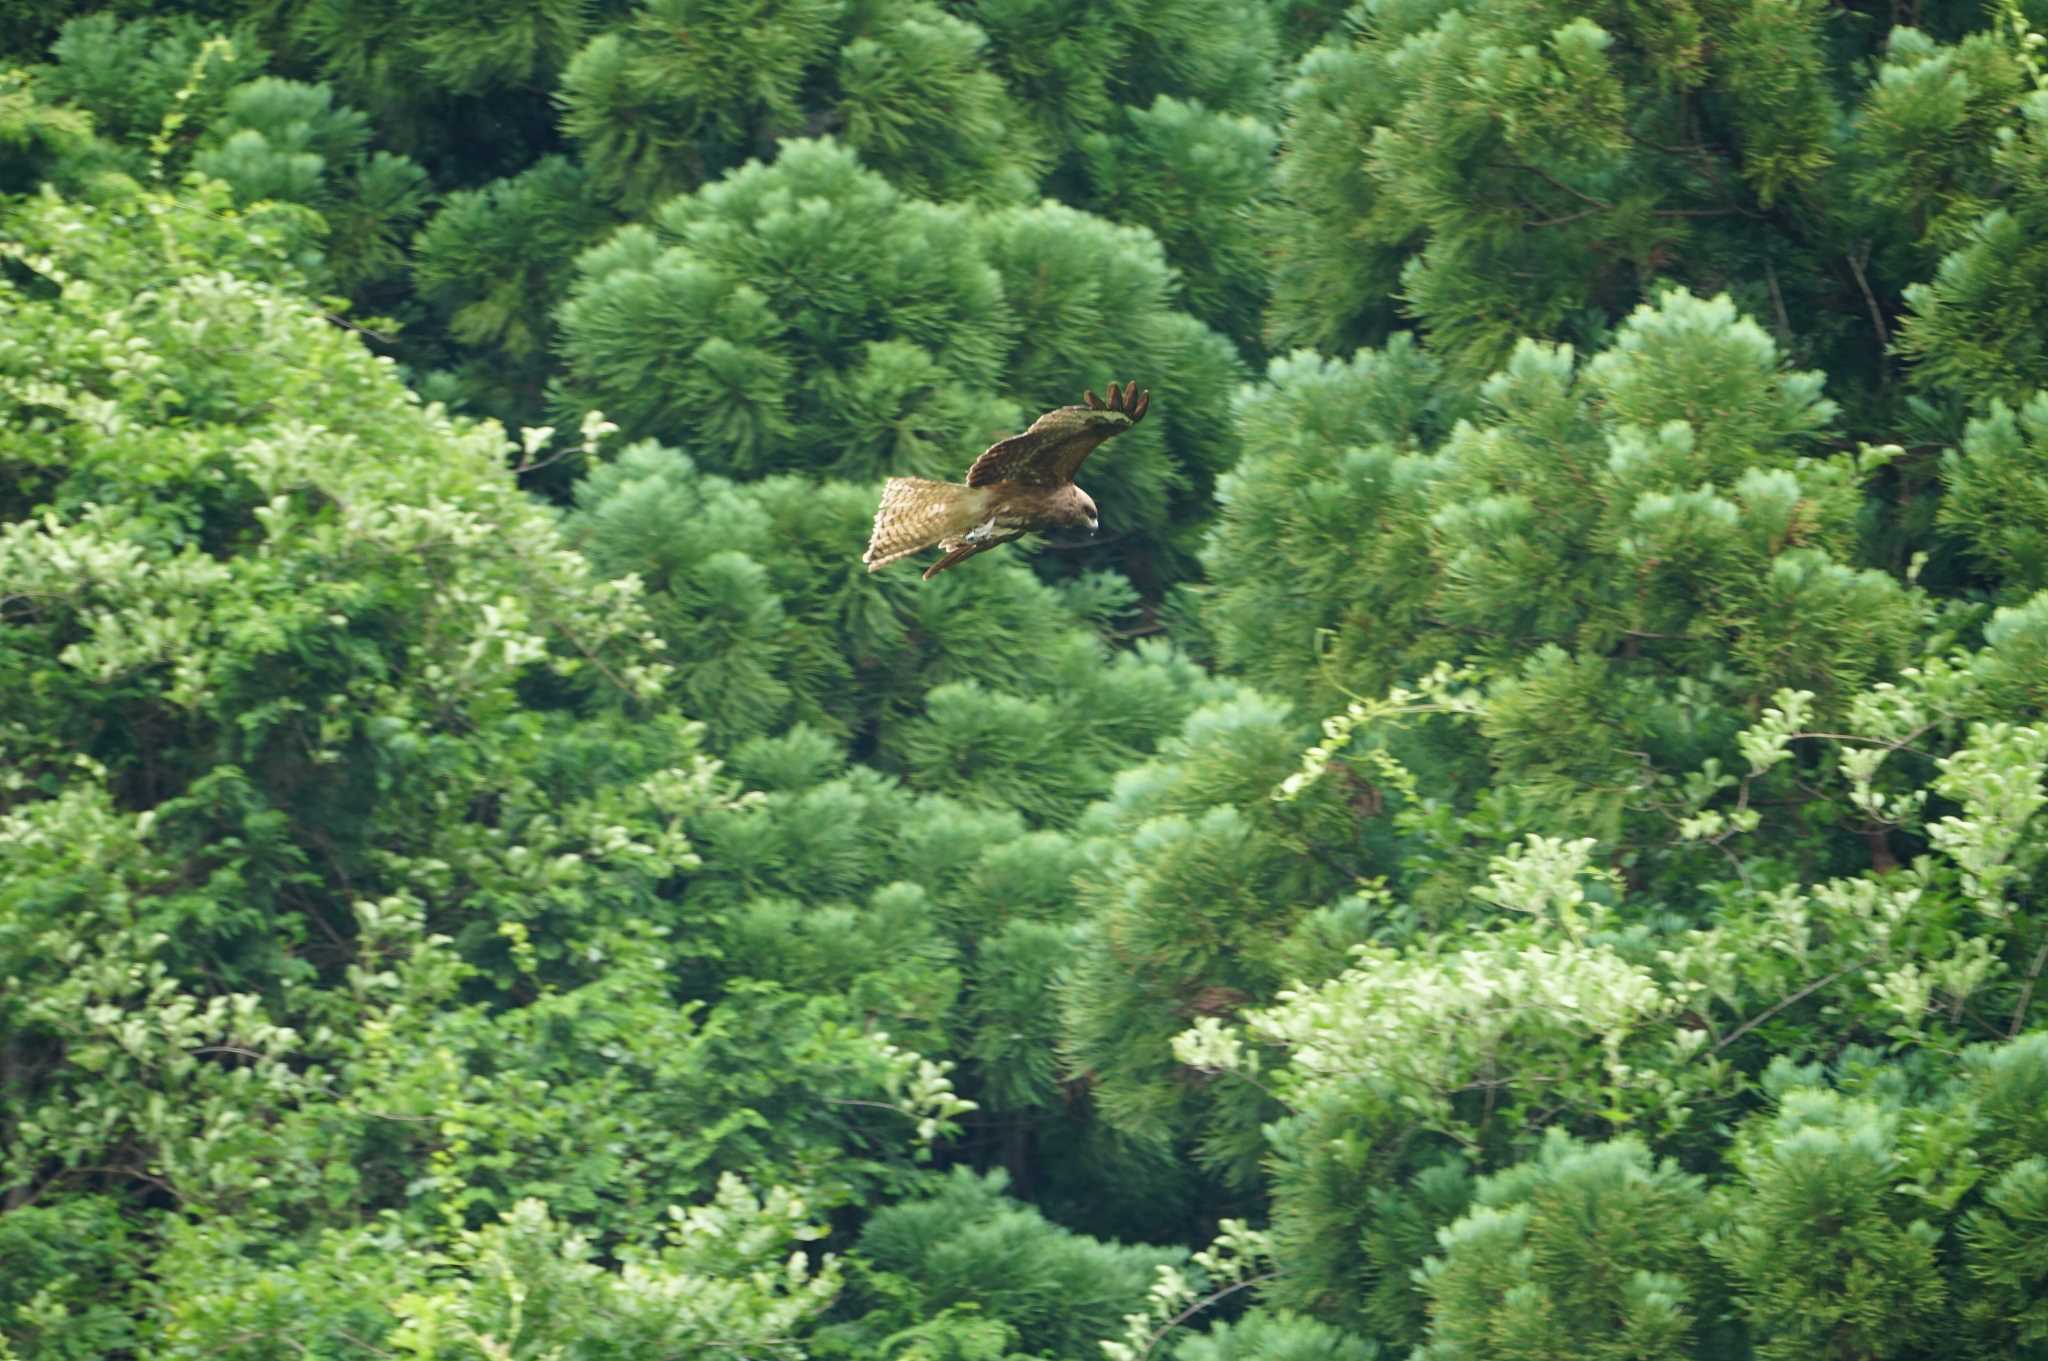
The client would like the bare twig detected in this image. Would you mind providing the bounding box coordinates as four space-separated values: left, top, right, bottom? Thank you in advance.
511 445 583 478
1764 258 1792 344
1515 161 1613 211
316 310 398 346
1131 1273 1281 1361
1712 955 1878 1055
1527 205 1610 229
824 1097 915 1116
1846 244 1890 360
2010 940 2048 1038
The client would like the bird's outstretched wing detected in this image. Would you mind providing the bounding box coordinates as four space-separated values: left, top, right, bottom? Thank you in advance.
966 381 1151 487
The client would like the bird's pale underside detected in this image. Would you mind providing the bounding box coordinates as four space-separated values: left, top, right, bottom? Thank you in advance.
863 381 1152 580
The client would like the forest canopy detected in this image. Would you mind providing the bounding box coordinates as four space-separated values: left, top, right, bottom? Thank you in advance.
4 1 2048 1358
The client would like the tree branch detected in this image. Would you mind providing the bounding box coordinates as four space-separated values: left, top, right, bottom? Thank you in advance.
1846 244 1890 358
1713 955 1877 1055
1133 1273 1281 1361
2010 940 2048 1038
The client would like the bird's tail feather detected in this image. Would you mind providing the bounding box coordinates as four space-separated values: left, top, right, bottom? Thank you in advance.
865 478 982 572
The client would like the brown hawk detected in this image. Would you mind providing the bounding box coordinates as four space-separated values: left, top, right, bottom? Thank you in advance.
863 381 1152 579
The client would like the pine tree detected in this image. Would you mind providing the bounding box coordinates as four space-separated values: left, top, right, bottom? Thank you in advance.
410 154 619 428
1057 689 1368 1188
1076 95 1277 353
831 1168 1189 1359
0 65 103 196
1208 290 1925 884
240 0 584 169
1173 1309 1380 1361
1202 337 1467 714
1263 0 2038 432
557 0 842 209
37 13 268 152
1713 1089 1949 1361
1900 80 2048 407
1415 1131 1724 1361
832 5 1047 205
964 0 1278 173
263 0 590 100
28 18 429 293
1957 1034 2048 1359
194 75 429 289
1939 392 2048 597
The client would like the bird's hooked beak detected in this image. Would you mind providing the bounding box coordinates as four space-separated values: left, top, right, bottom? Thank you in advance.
1088 516 1100 534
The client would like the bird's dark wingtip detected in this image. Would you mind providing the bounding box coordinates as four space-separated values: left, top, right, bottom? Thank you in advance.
1082 380 1150 424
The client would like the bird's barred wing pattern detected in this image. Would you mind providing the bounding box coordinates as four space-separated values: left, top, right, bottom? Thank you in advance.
965 380 1150 487
963 419 1073 488
864 476 977 572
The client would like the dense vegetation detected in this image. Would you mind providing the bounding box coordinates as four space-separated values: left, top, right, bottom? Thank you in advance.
4 0 2048 1356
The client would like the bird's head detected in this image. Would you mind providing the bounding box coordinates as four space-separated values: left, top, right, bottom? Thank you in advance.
1077 489 1099 533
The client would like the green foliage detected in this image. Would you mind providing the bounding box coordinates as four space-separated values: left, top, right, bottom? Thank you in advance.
557 0 1045 212
1940 390 2048 596
975 197 1247 581
1078 95 1277 351
1204 337 1464 710
1712 1088 1948 1361
194 75 428 287
244 0 588 168
1845 27 2030 284
0 1196 139 1360
1264 34 1408 357
558 139 1013 476
12 0 2048 1355
1416 1130 1721 1361
964 0 1278 163
410 154 621 426
1058 690 1369 1183
1954 1033 2048 1360
1900 87 2048 407
151 1183 841 1359
0 67 104 196
1173 1309 1379 1361
833 5 1046 206
563 437 1216 782
268 0 590 99
1262 0 2047 426
1961 1156 2048 1358
40 12 268 148
1207 290 1935 903
557 0 843 210
0 183 970 1352
25 18 428 291
838 1168 1187 1359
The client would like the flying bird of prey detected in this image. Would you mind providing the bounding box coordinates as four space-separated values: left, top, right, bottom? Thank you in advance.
863 381 1152 579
